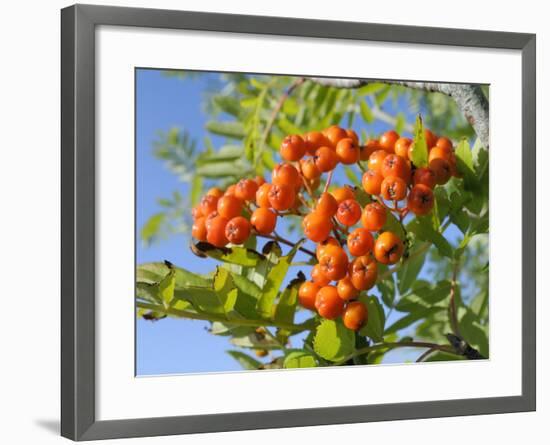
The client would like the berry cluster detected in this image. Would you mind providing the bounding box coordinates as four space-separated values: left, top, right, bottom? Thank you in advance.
191 125 458 332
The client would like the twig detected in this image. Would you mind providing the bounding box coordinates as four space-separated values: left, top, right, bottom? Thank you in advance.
308 78 489 149
416 347 438 362
255 77 306 168
256 232 316 258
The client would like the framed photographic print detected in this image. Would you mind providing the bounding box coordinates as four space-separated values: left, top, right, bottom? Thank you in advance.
61 4 536 441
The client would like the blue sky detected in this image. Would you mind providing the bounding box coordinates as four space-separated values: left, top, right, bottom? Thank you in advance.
135 69 466 375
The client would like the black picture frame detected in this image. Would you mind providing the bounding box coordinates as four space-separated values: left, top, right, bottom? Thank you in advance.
61 4 536 441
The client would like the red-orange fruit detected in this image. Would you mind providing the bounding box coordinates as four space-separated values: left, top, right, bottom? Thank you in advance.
225 216 251 244
407 184 435 216
298 281 320 310
280 134 306 161
362 170 384 195
374 231 404 265
349 255 378 290
191 216 207 241
337 277 359 301
318 245 349 281
380 176 407 201
302 211 333 243
335 138 360 165
361 202 387 231
250 208 277 234
315 285 345 319
343 301 368 330
336 199 362 226
206 215 229 247
347 228 374 257
268 184 295 211
234 178 259 201
379 130 400 153
217 195 243 219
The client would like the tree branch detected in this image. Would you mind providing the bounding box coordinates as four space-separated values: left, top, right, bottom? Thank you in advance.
309 78 489 149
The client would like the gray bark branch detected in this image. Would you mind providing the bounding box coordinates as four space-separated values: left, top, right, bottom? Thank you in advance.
309 78 489 149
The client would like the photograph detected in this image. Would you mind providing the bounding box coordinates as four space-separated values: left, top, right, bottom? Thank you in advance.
135 69 489 376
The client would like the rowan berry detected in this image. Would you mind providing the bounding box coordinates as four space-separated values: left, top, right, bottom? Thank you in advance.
255 183 272 208
347 227 374 257
200 194 219 217
330 186 355 204
380 130 400 153
336 138 360 165
314 146 339 172
424 128 438 149
336 199 362 226
300 158 321 180
302 211 333 243
280 134 306 161
304 131 329 155
206 215 229 247
374 231 404 265
429 158 452 185
361 139 382 161
315 192 339 217
381 154 410 180
381 176 407 201
361 202 387 231
191 216 207 241
206 187 224 199
217 194 243 219
234 178 259 201
435 136 453 152
413 167 436 189
362 170 384 195
337 276 359 301
394 137 412 159
324 125 348 148
272 163 301 189
429 146 453 164
315 285 345 319
268 184 295 211
407 184 435 216
346 129 359 145
224 216 251 244
368 149 389 173
316 237 340 260
343 301 368 331
349 255 378 290
311 263 330 286
298 281 320 310
250 208 277 234
318 245 349 281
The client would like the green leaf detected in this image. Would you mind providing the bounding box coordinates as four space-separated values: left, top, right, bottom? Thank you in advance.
455 138 474 171
193 242 264 267
273 273 305 325
256 241 303 319
213 95 241 117
196 145 243 165
358 83 385 96
359 99 374 123
205 120 245 139
407 217 453 258
277 116 302 135
385 307 443 335
377 279 396 308
140 213 165 245
137 262 210 288
284 350 317 368
397 244 427 293
227 350 262 370
196 160 250 178
158 266 176 308
459 309 489 357
395 280 452 312
314 319 355 362
395 113 406 135
343 166 361 187
382 209 406 238
190 175 203 206
359 296 385 342
410 115 429 167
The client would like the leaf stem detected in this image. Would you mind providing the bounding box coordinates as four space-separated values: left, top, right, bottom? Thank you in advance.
334 341 460 365
256 232 316 258
449 260 462 338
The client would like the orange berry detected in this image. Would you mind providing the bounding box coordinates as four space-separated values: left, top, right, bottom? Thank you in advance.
192 205 203 220
337 277 359 301
381 154 410 180
225 184 237 196
206 215 229 247
335 138 360 165
380 130 400 153
368 149 389 173
319 245 349 281
361 139 382 161
234 178 259 201
380 176 407 201
362 170 384 195
315 285 345 319
361 202 387 231
347 228 374 256
349 255 378 290
346 129 359 145
429 158 452 185
407 184 435 216
343 301 368 330
429 146 453 164
217 195 243 219
299 158 321 180
336 199 362 226
191 216 207 241
200 194 219 217
206 187 224 199
394 137 412 159
315 192 339 217
424 129 438 149
254 176 266 187
302 211 333 243
311 263 330 286
225 216 251 244
324 125 348 148
280 134 306 161
330 186 355 204
374 231 404 265
250 208 277 234
314 146 339 172
316 237 340 260
268 184 295 211
304 131 329 155
255 183 272 208
272 163 301 189
413 167 436 189
436 136 453 152
298 281 320 310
